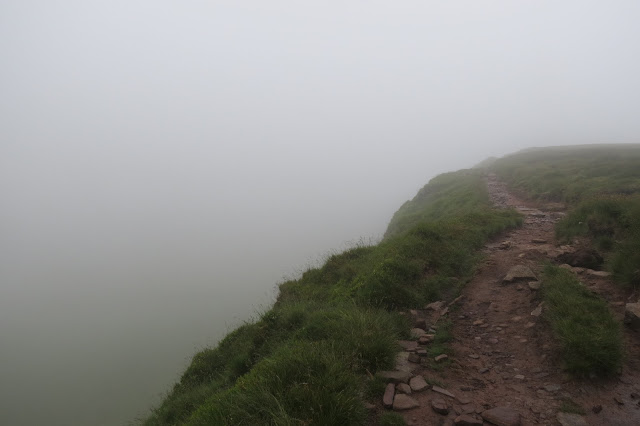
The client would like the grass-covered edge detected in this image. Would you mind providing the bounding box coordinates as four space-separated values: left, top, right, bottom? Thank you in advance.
141 169 522 425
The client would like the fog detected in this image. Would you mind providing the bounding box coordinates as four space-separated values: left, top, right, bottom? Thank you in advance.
1 1 639 425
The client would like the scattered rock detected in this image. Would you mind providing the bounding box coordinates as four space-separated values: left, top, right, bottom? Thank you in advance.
432 385 455 398
478 367 489 374
592 405 602 414
482 406 521 426
396 383 412 395
418 334 435 344
514 375 525 380
383 383 395 408
408 353 421 363
414 318 428 329
426 301 445 311
614 396 625 405
397 340 419 352
431 398 449 415
468 353 480 359
377 370 412 384
531 238 547 244
624 303 640 331
557 248 603 269
409 375 429 392
410 328 427 338
530 302 544 317
586 269 611 277
503 265 537 284
435 354 449 362
364 402 376 411
393 394 420 411
473 319 484 326
488 338 499 344
499 241 511 250
528 281 541 290
544 384 561 393
454 414 483 426
556 412 588 426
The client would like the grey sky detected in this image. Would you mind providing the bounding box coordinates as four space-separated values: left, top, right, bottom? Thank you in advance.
2 1 640 425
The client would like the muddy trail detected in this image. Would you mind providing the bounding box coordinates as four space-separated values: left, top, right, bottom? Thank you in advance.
381 174 640 426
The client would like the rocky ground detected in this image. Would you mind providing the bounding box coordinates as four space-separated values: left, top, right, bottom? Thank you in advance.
377 174 640 425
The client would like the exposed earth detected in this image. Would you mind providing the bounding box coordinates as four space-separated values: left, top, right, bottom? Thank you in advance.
378 174 640 425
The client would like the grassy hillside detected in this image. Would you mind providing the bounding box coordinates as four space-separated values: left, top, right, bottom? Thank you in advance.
142 169 521 425
491 144 640 287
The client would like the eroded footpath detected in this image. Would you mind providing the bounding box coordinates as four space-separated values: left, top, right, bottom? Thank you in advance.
379 174 640 426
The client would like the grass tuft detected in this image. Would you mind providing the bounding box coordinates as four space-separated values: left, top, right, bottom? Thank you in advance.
541 265 622 377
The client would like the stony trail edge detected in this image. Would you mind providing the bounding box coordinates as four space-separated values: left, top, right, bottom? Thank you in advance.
380 174 640 426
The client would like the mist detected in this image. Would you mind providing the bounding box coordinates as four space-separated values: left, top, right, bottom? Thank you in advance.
2 1 640 425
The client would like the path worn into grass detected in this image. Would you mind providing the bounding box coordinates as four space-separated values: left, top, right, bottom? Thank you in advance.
397 174 640 426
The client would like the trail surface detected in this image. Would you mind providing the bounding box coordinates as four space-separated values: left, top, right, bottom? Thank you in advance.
394 174 640 426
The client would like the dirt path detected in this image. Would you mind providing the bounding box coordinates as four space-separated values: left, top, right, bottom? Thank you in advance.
394 174 640 426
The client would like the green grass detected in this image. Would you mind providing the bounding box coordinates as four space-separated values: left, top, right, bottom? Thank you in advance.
556 196 640 287
493 144 640 288
541 265 622 377
142 169 523 425
379 412 407 426
492 144 640 203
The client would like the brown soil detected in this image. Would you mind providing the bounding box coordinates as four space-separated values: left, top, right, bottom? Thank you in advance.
395 174 640 426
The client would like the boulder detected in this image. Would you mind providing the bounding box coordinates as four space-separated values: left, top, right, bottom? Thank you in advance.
502 265 537 283
556 248 603 269
392 394 420 411
482 406 521 426
624 303 640 331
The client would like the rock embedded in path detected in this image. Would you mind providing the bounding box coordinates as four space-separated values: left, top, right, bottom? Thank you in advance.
454 414 483 426
556 412 588 426
432 385 455 398
396 383 412 395
409 375 429 392
426 301 445 311
431 397 449 415
377 370 412 384
392 394 420 411
482 406 521 426
624 303 640 330
503 265 537 284
410 328 426 338
397 340 419 352
382 383 395 408
528 281 541 290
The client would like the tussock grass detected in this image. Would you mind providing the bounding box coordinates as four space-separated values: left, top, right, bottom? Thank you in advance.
541 265 622 377
142 169 522 425
556 196 640 287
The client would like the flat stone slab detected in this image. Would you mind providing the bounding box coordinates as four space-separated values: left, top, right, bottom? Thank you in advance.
432 385 455 398
410 328 427 338
382 383 395 408
482 406 521 426
503 265 537 283
556 412 588 426
393 394 420 411
397 340 419 352
409 375 429 392
377 370 412 384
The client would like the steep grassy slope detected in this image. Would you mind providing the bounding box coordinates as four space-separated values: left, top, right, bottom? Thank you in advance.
142 169 521 425
492 144 640 287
